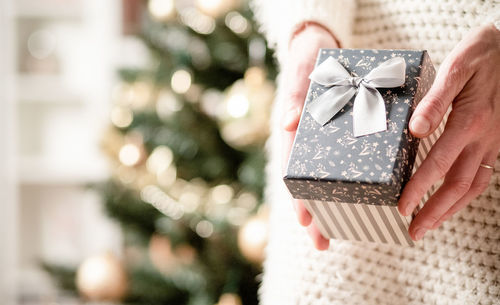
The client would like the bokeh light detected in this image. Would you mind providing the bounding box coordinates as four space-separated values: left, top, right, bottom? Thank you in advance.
148 0 175 21
195 220 214 238
225 11 249 35
119 143 141 166
210 184 234 204
110 106 133 128
171 69 192 94
226 93 249 118
146 146 174 174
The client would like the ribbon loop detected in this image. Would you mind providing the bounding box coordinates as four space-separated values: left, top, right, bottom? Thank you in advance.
307 56 406 137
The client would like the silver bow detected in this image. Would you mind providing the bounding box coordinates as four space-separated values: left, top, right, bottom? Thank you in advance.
307 56 406 137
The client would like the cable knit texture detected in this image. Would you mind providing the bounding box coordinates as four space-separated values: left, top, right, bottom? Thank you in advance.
252 0 500 304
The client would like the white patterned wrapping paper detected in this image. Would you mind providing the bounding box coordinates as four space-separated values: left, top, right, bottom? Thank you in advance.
304 118 446 246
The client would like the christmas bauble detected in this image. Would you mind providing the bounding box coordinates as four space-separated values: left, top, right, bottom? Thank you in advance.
237 207 269 264
218 67 275 149
76 252 128 301
148 234 176 274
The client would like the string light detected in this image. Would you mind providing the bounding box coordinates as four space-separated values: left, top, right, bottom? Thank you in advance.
179 192 201 213
110 106 133 128
146 146 174 174
195 0 237 17
119 143 142 166
178 8 216 35
148 0 175 21
195 220 214 238
226 93 249 118
225 11 249 35
141 185 184 220
156 90 182 119
201 89 224 118
171 69 192 94
226 207 248 226
236 192 258 210
157 166 177 187
210 184 234 204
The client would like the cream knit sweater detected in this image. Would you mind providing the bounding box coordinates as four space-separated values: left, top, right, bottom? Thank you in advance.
251 1 500 304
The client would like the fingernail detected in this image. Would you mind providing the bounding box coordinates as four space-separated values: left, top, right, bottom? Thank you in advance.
410 116 430 135
414 228 427 241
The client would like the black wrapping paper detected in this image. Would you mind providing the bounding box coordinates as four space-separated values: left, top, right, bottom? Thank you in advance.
284 49 436 206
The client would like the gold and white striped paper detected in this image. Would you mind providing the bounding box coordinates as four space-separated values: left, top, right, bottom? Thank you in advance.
305 121 445 246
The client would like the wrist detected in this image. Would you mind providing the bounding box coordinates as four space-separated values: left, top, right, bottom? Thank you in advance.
289 21 340 49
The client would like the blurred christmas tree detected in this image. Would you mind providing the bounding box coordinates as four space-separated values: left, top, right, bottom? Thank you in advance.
45 0 276 304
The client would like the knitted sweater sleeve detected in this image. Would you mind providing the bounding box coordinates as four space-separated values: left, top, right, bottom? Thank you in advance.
250 0 357 63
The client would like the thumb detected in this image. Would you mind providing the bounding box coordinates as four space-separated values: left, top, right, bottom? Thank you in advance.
410 55 472 138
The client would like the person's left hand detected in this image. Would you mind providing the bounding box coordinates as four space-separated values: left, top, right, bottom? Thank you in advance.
398 23 500 241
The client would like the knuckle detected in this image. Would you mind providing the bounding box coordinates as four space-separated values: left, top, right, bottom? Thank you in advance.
449 178 473 195
424 92 447 117
428 153 452 178
426 215 441 226
447 59 467 83
469 180 489 195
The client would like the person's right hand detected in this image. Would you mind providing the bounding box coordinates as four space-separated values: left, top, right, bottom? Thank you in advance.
282 22 339 251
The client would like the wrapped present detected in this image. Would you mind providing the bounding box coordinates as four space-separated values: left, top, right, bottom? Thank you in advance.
284 49 441 246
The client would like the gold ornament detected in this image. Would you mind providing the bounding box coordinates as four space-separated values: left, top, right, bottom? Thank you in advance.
237 206 269 264
216 293 242 305
149 234 197 274
174 244 197 265
219 67 275 149
149 234 176 274
76 252 128 301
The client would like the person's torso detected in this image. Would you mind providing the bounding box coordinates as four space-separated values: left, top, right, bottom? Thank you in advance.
350 0 496 66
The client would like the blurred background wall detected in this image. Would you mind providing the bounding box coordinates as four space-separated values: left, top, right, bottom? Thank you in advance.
4 0 123 303
2 0 276 304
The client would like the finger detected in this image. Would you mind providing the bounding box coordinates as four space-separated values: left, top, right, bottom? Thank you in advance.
282 105 302 132
410 50 475 138
282 52 318 132
293 199 312 226
399 113 477 216
306 223 330 250
431 150 496 229
408 144 482 240
281 128 297 173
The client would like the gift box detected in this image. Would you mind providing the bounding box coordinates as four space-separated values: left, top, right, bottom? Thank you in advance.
284 49 441 246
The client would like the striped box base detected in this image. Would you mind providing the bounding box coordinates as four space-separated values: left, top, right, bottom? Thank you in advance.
303 120 445 246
